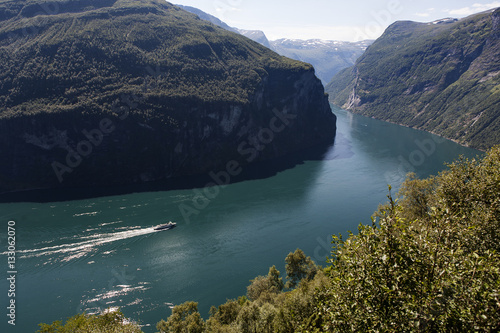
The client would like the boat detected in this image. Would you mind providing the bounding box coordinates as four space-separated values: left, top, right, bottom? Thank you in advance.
154 222 177 231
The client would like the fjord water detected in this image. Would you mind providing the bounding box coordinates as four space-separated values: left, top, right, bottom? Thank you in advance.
0 107 480 332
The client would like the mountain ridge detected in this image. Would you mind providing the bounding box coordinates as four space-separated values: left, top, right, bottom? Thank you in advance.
270 38 371 84
177 4 371 84
327 8 500 150
176 4 271 48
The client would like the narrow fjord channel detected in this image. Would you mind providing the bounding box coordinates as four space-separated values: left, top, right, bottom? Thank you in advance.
0 106 481 332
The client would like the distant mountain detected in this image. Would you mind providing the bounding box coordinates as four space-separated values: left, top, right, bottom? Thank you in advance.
0 0 335 193
238 29 271 49
327 8 500 150
177 4 271 48
175 5 237 32
177 5 370 85
270 39 372 84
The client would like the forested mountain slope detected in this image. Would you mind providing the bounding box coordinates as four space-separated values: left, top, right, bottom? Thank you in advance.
327 9 500 150
0 0 335 193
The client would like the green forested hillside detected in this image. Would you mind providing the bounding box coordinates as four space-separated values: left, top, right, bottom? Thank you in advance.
39 146 500 332
0 0 310 117
327 9 500 151
0 0 335 193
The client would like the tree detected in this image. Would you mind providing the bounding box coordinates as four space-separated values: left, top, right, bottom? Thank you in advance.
284 249 317 289
247 265 284 301
236 303 260 333
267 265 284 292
37 308 143 333
317 147 500 332
156 302 205 333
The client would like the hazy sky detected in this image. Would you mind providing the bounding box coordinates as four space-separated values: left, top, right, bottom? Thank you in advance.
173 0 500 41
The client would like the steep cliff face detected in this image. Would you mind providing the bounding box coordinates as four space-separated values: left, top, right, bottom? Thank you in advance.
327 9 500 150
0 0 335 193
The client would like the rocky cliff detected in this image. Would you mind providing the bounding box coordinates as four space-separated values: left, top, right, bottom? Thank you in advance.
0 0 335 194
327 8 500 150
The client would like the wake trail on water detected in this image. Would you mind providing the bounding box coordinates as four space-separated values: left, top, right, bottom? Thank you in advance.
12 226 158 262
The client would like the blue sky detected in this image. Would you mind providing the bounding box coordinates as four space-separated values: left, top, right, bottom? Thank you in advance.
173 0 500 41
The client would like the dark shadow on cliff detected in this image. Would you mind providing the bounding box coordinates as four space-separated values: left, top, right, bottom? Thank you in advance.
0 138 336 203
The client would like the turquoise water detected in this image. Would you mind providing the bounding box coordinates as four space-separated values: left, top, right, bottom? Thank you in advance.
0 107 481 332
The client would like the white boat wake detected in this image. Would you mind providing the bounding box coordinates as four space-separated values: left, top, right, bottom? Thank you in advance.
15 226 157 262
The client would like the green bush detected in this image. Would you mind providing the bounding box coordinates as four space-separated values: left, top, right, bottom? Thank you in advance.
37 308 143 333
319 146 500 332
